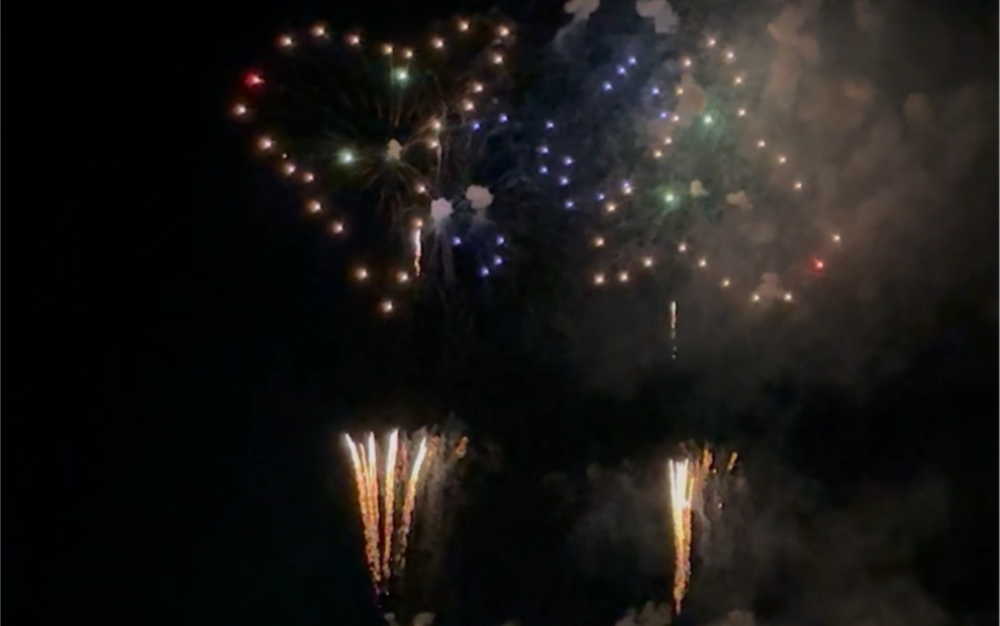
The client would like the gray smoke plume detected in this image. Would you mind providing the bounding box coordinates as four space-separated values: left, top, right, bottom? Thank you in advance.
568 463 672 581
560 456 958 626
560 0 995 407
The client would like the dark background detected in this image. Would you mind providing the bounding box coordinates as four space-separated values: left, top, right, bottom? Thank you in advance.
15 0 997 624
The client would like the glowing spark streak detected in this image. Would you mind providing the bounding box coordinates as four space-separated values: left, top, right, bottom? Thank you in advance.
668 459 696 614
382 430 399 581
670 300 678 360
364 433 380 588
412 227 422 277
344 435 381 589
357 441 378 586
397 437 429 571
343 431 458 594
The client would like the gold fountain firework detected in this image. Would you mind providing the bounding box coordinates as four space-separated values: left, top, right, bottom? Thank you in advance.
667 446 738 614
343 429 434 595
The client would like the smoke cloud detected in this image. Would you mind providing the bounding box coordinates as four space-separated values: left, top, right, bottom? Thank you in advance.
559 0 995 405
614 600 672 626
430 198 453 228
383 612 436 626
557 457 958 626
635 0 679 35
465 185 495 211
387 139 403 162
565 0 602 23
567 463 672 581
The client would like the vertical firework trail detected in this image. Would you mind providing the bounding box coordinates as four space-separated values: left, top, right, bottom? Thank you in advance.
412 227 422 278
397 436 429 573
669 300 678 360
668 458 696 614
343 430 433 596
365 433 381 578
667 447 737 614
382 429 399 581
344 434 381 590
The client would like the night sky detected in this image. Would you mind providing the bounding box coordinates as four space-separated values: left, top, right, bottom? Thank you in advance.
23 0 998 625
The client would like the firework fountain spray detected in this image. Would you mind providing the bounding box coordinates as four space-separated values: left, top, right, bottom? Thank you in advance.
667 457 697 613
397 436 429 574
667 446 738 614
382 429 399 580
345 435 381 588
343 429 433 597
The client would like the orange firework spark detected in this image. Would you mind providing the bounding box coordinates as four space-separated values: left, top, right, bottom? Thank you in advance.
396 436 429 573
343 429 434 596
668 458 697 613
667 446 737 614
344 434 380 589
382 429 399 580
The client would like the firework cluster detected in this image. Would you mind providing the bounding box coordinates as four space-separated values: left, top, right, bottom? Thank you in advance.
342 429 469 598
231 8 852 323
228 0 994 622
343 431 428 594
233 17 516 316
524 25 843 309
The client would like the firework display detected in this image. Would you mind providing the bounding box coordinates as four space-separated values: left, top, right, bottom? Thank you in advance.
232 8 850 324
233 17 517 316
218 0 996 621
522 20 844 311
342 429 469 599
600 29 839 306
667 445 738 614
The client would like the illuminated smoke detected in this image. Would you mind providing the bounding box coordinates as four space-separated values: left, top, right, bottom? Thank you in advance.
635 0 679 35
564 0 601 23
387 139 403 161
465 185 494 210
430 198 453 230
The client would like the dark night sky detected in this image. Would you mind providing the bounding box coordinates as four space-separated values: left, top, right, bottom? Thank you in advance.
16 1 998 625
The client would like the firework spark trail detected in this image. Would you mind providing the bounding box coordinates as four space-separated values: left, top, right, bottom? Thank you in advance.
670 300 678 360
397 436 429 572
365 433 381 568
364 437 382 586
668 458 696 614
412 227 422 277
345 434 381 588
667 447 738 614
382 429 399 581
343 430 443 596
343 436 369 576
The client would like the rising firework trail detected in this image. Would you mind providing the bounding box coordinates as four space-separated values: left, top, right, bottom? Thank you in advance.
343 429 432 597
345 434 380 587
667 457 697 614
382 429 399 581
396 435 429 574
667 446 738 614
669 300 678 361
